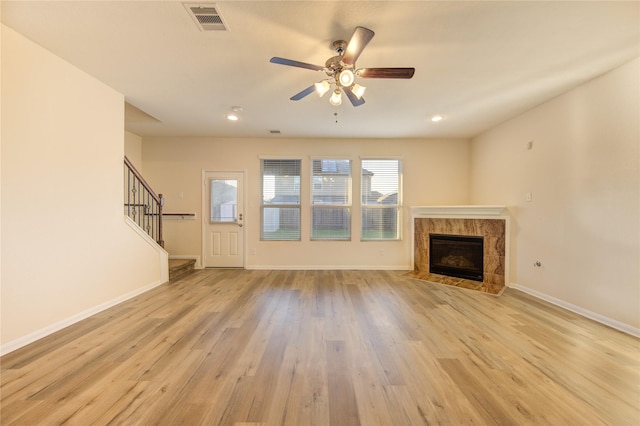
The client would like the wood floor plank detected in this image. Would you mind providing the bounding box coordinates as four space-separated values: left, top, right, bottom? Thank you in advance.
268 316 329 426
1 269 638 425
346 284 405 386
326 340 360 426
439 358 517 425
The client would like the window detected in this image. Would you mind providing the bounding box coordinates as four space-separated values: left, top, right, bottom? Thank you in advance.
311 159 351 240
361 159 402 240
261 159 301 240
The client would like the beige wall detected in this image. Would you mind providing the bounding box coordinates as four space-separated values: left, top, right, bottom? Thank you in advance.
142 137 470 269
124 131 143 172
470 58 640 330
1 25 167 352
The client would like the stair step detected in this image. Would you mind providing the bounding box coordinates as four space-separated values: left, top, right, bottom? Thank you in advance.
169 259 196 281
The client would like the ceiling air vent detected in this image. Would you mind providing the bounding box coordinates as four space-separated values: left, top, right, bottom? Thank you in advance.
184 3 228 31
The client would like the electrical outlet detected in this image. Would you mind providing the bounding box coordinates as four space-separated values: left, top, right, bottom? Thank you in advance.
379 249 384 256
526 192 533 202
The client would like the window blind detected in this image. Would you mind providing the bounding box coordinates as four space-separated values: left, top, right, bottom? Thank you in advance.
261 159 301 240
311 159 351 240
361 159 402 240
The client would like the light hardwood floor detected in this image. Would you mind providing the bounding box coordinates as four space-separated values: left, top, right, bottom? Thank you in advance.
1 269 638 425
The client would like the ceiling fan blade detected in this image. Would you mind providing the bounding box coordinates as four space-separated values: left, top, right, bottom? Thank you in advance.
270 57 324 71
341 26 375 65
343 87 365 107
290 85 316 101
358 67 415 79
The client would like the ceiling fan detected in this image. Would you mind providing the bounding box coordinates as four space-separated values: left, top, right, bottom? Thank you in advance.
270 26 415 107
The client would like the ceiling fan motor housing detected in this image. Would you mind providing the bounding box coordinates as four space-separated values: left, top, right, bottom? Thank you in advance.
326 40 356 86
332 40 347 55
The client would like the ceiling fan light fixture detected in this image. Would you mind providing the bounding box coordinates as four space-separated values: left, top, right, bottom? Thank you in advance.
329 89 342 106
352 83 366 99
338 69 355 87
269 26 414 108
315 80 330 97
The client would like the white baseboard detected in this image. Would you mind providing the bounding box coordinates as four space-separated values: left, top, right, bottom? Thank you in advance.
169 254 202 269
0 278 166 356
247 264 413 271
508 283 640 338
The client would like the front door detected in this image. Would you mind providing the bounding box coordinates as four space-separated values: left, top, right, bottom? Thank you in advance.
203 171 244 268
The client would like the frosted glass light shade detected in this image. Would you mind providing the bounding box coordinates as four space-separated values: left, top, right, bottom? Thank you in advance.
338 69 355 87
329 89 342 106
315 81 330 97
352 83 366 99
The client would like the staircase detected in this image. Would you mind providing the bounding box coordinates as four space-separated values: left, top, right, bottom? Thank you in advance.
169 259 196 281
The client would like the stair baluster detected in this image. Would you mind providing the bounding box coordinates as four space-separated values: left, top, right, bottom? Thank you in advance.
124 156 164 247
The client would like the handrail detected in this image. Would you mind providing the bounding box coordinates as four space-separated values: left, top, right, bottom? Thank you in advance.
124 156 164 247
124 156 161 202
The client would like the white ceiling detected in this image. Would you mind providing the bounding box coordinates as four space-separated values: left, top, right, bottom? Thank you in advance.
2 1 639 139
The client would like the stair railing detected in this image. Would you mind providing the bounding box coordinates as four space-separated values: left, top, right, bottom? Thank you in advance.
124 156 164 247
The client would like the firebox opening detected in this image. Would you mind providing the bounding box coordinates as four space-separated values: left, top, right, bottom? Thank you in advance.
429 234 484 282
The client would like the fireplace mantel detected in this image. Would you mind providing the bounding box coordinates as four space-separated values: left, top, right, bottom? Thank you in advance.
411 205 507 218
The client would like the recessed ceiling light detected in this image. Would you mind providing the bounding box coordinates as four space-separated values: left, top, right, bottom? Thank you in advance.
430 114 445 122
226 106 243 121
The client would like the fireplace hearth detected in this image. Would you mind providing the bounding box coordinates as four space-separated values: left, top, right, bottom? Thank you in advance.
429 234 484 281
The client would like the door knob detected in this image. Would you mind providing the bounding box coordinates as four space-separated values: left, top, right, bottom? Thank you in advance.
238 223 243 227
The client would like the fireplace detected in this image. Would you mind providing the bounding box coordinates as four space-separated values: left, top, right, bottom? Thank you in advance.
409 206 508 294
429 234 484 281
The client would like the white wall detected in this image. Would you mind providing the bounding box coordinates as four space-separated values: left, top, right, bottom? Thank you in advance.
470 58 640 331
1 25 167 353
142 137 470 269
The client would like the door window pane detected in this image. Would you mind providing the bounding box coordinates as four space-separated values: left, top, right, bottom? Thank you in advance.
210 179 237 222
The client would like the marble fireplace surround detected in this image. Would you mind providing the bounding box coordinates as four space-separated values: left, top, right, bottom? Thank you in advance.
409 206 510 295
